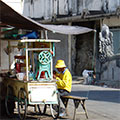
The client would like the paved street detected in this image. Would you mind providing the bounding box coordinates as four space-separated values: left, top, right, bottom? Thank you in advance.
70 84 120 120
0 84 120 120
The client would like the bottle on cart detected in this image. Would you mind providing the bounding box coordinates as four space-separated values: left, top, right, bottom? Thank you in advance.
15 59 21 73
29 65 34 80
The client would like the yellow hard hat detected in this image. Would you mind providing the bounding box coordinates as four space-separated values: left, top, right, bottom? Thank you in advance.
55 60 66 68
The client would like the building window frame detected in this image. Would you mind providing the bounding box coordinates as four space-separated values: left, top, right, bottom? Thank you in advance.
110 28 120 55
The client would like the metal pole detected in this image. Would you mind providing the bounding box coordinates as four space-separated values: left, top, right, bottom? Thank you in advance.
50 42 53 79
25 42 29 81
8 40 11 70
93 30 97 72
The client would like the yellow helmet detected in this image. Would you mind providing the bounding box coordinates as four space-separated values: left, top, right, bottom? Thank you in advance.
55 60 66 68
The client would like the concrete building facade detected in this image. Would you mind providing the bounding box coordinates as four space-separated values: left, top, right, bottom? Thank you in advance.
23 0 120 87
0 0 120 87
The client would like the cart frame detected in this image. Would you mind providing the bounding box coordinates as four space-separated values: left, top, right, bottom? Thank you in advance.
3 38 61 119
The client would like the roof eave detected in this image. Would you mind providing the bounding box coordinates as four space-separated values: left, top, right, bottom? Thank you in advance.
36 13 118 24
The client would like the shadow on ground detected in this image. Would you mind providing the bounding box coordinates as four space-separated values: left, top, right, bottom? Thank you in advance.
71 90 120 103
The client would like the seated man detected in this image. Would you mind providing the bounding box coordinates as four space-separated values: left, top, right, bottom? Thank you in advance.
53 60 72 96
53 60 72 117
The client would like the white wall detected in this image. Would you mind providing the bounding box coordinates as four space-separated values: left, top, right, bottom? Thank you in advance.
2 0 23 14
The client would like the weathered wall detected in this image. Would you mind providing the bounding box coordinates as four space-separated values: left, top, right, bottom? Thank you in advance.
103 17 120 27
47 32 68 68
71 36 76 75
100 56 120 88
23 0 53 19
0 40 9 71
23 0 120 19
47 31 76 74
0 40 19 71
75 32 94 76
97 17 120 87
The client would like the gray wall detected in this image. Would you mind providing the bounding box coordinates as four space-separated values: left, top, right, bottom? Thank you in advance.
97 17 120 87
47 32 68 69
47 31 76 75
0 40 19 71
47 30 94 76
23 0 120 19
100 56 120 88
75 32 94 76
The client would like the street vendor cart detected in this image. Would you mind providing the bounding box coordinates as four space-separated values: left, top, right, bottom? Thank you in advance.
0 2 96 120
3 38 61 119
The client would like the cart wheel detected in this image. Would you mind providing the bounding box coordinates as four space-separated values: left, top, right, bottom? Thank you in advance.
37 104 42 114
50 104 60 119
17 88 27 120
42 104 47 114
5 86 15 117
50 94 60 119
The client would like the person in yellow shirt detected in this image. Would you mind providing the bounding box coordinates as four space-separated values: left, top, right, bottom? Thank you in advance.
53 60 72 96
53 60 72 117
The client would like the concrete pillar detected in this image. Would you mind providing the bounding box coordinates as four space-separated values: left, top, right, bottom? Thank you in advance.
68 22 72 71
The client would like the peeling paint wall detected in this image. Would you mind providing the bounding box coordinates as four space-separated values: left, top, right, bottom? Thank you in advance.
103 17 120 27
23 0 53 19
59 0 69 15
71 36 76 75
105 0 120 12
100 58 120 88
23 0 120 19
0 40 20 71
84 0 102 11
98 17 120 87
75 32 94 76
0 40 9 71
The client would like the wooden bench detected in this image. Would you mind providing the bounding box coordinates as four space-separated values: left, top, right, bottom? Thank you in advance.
61 95 88 120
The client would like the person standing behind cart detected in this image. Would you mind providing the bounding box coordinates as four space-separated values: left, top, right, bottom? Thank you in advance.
53 60 72 117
